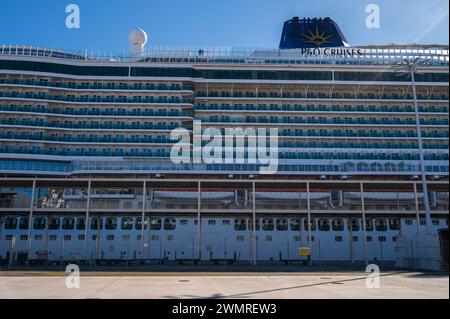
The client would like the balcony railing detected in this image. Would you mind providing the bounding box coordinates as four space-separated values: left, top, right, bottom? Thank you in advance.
195 104 449 114
0 104 193 117
201 117 449 126
0 92 193 104
1 45 448 67
0 119 191 130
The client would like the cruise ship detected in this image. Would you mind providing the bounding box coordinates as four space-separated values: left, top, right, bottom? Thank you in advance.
0 17 448 266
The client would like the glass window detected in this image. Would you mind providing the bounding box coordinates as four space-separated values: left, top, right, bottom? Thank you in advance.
48 217 60 230
304 219 316 231
4 217 17 229
348 219 360 231
105 217 117 230
19 217 29 230
332 219 344 231
234 218 246 231
318 219 330 231
91 217 103 230
163 218 176 230
135 217 148 230
76 218 86 230
388 219 400 230
121 217 133 230
262 218 274 231
276 218 288 231
33 217 46 230
150 218 162 230
62 217 74 230
375 219 387 231
290 218 300 231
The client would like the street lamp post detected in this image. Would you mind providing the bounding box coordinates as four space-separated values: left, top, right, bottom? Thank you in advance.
401 58 433 235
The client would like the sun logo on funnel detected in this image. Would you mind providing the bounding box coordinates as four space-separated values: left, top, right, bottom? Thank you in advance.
303 25 334 47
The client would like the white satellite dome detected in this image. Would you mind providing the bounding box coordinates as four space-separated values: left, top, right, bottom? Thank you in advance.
128 28 148 46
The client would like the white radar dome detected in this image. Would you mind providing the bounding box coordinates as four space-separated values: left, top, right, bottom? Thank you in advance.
129 28 148 46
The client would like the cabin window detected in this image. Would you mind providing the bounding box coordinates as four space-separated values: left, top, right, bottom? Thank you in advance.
236 235 245 241
290 219 300 231
33 217 46 230
405 220 413 225
64 235 71 241
19 217 29 230
150 218 162 230
388 219 400 230
222 220 230 226
19 235 28 241
167 235 173 241
276 218 288 231
76 218 86 230
352 236 358 242
62 217 75 230
180 219 188 225
35 235 43 241
234 218 246 231
420 219 426 225
49 235 57 241
78 234 85 241
105 217 117 230
363 219 374 231
318 219 330 231
332 219 344 231
348 219 359 231
121 217 133 230
151 235 159 241
49 218 60 230
248 218 261 231
91 217 103 230
4 217 17 229
335 236 343 242
107 235 114 241
266 235 272 241
375 219 387 231
307 235 314 242
208 220 216 226
304 219 316 231
164 218 176 230
366 236 372 242
432 220 440 226
137 235 142 241
135 217 148 230
378 236 386 242
262 218 274 231
392 236 397 242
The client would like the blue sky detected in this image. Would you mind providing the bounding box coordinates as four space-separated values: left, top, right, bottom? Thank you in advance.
0 0 448 53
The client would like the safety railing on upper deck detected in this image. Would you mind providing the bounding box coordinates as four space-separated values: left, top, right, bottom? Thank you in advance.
0 44 448 66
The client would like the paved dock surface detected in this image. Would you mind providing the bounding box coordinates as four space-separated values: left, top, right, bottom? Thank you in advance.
0 271 448 299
